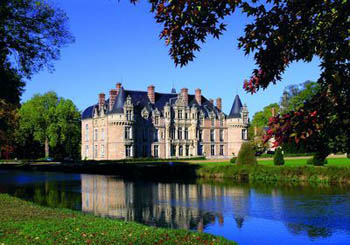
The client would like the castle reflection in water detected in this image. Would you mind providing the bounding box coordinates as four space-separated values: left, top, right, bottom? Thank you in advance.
81 174 249 231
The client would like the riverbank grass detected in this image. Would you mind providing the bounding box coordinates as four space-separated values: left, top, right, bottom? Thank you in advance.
0 194 235 245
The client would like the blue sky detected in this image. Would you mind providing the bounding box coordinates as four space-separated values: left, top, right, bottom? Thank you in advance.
22 0 321 117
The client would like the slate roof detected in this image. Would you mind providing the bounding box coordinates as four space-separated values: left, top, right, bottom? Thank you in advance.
228 95 243 118
81 88 232 120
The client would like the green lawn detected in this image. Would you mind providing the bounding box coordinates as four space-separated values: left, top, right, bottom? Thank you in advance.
0 194 234 245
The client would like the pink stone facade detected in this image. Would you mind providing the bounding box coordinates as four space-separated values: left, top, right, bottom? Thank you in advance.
81 84 249 160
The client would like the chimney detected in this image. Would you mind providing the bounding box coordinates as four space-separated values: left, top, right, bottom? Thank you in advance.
147 85 155 104
209 99 214 105
271 107 276 117
98 93 105 110
116 83 122 95
216 97 222 111
195 88 202 106
109 89 117 110
181 88 188 106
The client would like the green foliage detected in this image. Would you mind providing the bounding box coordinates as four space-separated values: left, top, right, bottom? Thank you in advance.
236 142 257 165
17 92 81 159
230 157 237 164
273 148 285 166
308 153 328 166
0 0 74 79
251 103 280 128
0 194 234 245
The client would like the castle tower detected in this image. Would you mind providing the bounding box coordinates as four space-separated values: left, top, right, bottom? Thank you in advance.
227 95 249 156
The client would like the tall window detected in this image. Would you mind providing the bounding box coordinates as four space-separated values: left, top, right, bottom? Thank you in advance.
220 129 224 142
154 116 159 125
185 112 188 119
211 145 215 156
101 128 105 141
185 145 189 156
94 128 98 141
85 145 89 158
210 129 215 142
171 127 175 139
171 145 176 156
125 145 132 157
178 127 182 140
154 129 158 142
179 145 183 156
211 118 215 127
126 110 132 120
125 127 132 139
220 145 224 156
198 129 203 141
198 144 203 155
85 124 89 142
154 145 159 157
94 145 98 158
178 110 182 119
143 128 147 142
184 128 189 140
101 145 105 158
220 118 224 127
242 129 247 140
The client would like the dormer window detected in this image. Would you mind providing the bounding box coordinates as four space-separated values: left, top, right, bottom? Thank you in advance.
155 116 159 125
211 118 215 127
178 110 182 119
126 110 132 120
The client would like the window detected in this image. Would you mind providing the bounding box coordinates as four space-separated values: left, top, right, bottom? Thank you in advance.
171 127 175 139
161 131 164 140
185 145 189 156
85 124 89 141
101 128 105 141
199 129 203 141
125 145 132 157
154 129 158 142
101 145 105 158
126 110 132 120
85 145 89 158
143 128 147 142
154 145 159 157
211 118 215 127
184 128 189 140
220 145 224 156
171 145 176 156
210 129 215 142
211 145 215 156
185 112 188 119
198 144 203 155
179 145 183 156
220 129 224 142
155 116 159 125
220 119 224 127
94 128 98 141
125 127 132 140
242 129 247 140
178 127 182 140
94 145 98 158
178 110 182 119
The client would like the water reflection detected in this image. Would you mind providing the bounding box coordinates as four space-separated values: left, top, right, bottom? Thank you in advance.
81 174 251 231
1 171 350 244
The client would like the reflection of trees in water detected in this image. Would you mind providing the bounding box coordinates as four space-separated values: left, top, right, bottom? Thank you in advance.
81 175 251 231
286 223 332 240
13 181 81 210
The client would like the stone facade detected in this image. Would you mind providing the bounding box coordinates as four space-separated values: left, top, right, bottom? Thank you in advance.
81 83 249 160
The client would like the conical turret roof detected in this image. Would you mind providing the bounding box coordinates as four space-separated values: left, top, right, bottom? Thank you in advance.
228 95 243 118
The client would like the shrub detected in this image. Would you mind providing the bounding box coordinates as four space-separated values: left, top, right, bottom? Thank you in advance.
273 148 285 166
307 153 328 166
236 142 257 165
230 157 237 164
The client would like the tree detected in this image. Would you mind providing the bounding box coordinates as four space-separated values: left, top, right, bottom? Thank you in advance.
130 0 350 161
236 142 257 165
17 92 81 159
273 148 284 166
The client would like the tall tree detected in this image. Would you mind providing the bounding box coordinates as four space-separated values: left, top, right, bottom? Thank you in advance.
17 92 81 159
130 0 350 159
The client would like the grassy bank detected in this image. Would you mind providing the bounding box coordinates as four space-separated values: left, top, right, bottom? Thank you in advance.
0 194 234 245
196 159 350 185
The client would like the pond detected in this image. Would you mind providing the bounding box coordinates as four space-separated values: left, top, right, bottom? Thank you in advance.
0 170 350 244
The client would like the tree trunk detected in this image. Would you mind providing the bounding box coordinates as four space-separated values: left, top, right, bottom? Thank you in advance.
45 137 49 158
